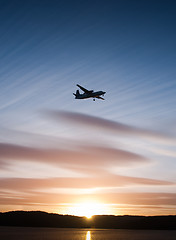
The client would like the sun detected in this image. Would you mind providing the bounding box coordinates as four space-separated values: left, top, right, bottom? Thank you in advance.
68 201 108 218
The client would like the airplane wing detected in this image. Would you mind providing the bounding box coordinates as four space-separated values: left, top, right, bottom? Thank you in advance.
77 84 93 93
96 96 105 100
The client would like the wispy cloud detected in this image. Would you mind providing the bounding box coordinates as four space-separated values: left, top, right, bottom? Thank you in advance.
0 188 176 214
0 142 149 170
46 110 176 144
99 192 176 206
0 175 174 193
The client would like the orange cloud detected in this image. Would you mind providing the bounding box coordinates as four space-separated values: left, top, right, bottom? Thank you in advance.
0 142 149 169
0 175 174 192
0 190 176 212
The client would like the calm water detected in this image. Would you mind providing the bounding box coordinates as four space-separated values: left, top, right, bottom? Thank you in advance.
0 227 176 240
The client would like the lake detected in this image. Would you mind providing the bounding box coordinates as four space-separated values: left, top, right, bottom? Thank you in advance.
0 227 176 240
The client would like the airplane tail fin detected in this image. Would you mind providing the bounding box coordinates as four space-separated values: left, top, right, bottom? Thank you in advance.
73 90 80 98
76 90 80 96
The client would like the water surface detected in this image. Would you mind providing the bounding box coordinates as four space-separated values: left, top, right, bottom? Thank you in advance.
0 227 176 240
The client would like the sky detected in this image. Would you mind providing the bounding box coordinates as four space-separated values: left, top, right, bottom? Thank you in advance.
0 0 176 217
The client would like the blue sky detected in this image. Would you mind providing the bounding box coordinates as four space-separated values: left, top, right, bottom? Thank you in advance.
0 0 176 216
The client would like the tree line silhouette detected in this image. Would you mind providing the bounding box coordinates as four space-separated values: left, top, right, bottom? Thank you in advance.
0 211 176 229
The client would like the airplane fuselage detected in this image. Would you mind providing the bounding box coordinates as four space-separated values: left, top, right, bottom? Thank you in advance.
75 91 105 99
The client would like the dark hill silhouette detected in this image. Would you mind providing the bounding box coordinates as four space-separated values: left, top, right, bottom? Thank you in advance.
0 211 176 230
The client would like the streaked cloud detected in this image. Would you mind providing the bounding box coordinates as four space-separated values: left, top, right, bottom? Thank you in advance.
0 142 149 170
0 189 176 216
46 110 176 144
0 175 174 193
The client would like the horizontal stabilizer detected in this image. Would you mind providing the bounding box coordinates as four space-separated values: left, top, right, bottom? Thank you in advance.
96 96 105 100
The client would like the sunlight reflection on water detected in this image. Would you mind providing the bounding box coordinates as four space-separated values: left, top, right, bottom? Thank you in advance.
86 231 91 240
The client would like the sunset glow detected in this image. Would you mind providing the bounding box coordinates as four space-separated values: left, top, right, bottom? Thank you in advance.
67 201 109 218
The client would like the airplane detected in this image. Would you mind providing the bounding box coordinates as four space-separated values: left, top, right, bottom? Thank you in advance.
73 84 106 101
